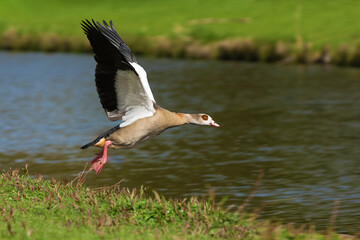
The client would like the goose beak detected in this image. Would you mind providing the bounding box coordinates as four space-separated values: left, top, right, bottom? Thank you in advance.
210 122 220 127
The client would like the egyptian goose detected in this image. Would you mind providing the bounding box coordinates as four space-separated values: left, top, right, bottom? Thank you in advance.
81 20 220 175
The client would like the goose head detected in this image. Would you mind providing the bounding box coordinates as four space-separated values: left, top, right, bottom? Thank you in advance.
187 114 220 127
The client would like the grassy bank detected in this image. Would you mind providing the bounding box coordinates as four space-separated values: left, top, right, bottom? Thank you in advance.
1 0 360 65
0 167 354 239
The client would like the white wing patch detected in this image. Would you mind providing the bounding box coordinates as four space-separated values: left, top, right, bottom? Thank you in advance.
130 62 156 102
106 63 156 127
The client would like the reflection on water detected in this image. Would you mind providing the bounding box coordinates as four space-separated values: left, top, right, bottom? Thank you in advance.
0 52 359 232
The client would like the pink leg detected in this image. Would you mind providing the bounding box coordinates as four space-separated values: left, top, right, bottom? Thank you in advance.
89 140 112 175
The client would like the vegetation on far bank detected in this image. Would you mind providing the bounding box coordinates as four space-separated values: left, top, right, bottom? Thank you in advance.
0 167 355 239
1 0 360 65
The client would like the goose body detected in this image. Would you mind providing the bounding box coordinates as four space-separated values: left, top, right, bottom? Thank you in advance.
81 20 219 175
90 105 185 150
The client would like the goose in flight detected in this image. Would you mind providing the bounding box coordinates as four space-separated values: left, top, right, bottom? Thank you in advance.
81 20 220 175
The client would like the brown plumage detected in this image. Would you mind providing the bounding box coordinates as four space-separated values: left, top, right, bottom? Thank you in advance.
98 105 186 149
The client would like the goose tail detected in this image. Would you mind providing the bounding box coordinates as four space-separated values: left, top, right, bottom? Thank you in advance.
81 125 120 149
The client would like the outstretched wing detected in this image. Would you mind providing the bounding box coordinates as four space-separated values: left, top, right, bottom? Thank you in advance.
81 19 156 127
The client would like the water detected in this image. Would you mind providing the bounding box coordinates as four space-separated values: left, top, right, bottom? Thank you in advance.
0 52 359 233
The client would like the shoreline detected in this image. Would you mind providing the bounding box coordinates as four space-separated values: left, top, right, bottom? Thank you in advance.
0 167 355 239
2 0 360 67
1 32 359 67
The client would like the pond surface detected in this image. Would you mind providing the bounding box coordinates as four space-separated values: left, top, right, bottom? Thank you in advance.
0 52 359 233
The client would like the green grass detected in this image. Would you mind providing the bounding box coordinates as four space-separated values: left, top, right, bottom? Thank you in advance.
0 167 353 239
1 0 360 46
1 0 360 63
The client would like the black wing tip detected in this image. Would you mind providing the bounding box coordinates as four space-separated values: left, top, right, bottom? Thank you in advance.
81 19 113 28
81 19 96 35
81 19 115 34
81 18 138 65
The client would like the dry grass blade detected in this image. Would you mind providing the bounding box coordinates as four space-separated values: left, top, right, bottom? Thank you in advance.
328 200 340 234
237 169 264 213
70 163 90 188
92 179 125 193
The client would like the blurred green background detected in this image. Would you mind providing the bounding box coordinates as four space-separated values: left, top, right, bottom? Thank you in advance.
1 0 360 45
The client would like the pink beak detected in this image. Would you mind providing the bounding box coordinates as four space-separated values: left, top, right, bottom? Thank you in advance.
210 122 220 127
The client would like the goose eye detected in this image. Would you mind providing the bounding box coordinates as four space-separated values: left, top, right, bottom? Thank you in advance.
201 115 208 120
